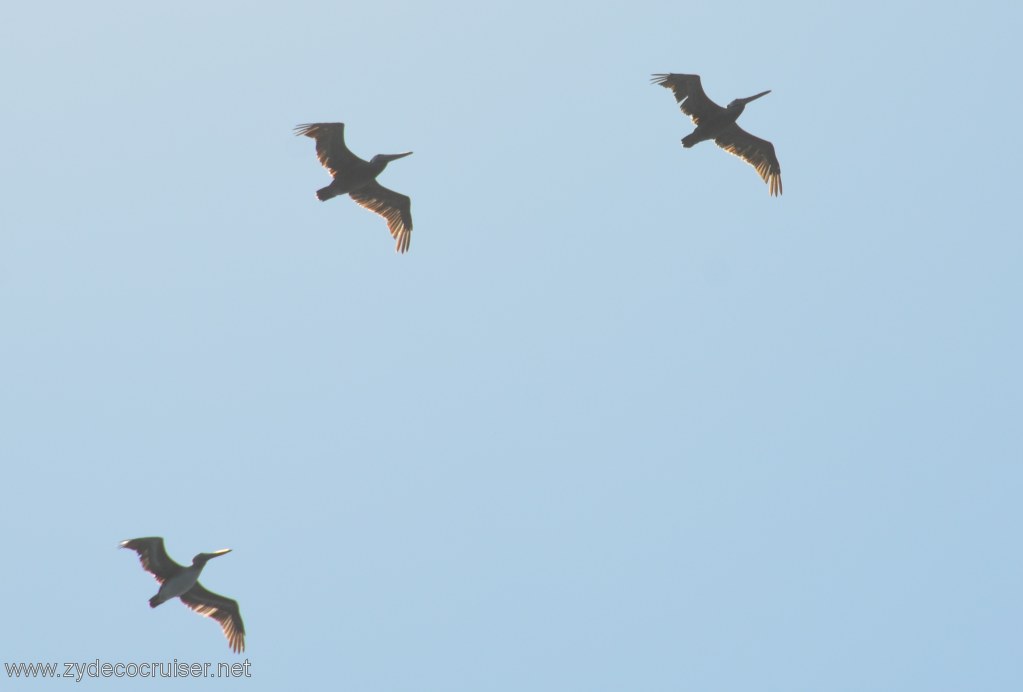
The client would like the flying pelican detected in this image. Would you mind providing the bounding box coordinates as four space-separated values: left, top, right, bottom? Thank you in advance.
120 537 245 653
295 122 414 253
652 73 782 196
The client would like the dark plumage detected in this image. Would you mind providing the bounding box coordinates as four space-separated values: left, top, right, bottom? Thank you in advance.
295 122 414 253
653 73 782 196
120 537 245 654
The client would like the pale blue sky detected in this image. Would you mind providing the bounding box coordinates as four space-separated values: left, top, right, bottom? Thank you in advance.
2 1 1021 690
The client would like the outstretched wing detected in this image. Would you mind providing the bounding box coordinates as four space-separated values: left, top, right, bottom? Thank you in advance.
294 122 361 177
349 181 413 253
651 73 725 125
714 123 783 196
120 537 184 584
179 582 246 654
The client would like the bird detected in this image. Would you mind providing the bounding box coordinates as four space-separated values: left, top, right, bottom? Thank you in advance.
295 122 414 253
120 537 245 653
652 73 782 196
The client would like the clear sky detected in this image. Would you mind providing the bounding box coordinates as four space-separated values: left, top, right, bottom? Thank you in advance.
2 1 1021 690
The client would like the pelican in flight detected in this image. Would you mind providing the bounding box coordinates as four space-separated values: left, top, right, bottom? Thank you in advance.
652 73 782 196
295 122 414 253
120 537 245 653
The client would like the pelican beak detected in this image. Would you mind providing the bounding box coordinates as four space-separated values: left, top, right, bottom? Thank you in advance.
381 152 413 162
743 90 771 103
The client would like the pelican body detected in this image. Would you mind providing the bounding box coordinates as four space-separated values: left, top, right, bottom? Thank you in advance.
295 122 414 253
653 73 782 196
120 537 245 653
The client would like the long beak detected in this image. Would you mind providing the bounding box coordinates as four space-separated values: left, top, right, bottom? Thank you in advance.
208 548 232 558
742 90 771 104
381 151 413 162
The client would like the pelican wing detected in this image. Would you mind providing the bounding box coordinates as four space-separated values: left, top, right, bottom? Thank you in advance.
179 582 246 653
651 73 725 125
294 122 361 177
349 180 413 253
714 123 783 196
120 537 184 584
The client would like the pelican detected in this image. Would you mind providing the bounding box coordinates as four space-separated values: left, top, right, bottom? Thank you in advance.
295 122 414 253
652 73 782 196
120 537 245 653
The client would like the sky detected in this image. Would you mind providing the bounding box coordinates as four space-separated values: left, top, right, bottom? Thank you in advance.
2 0 1021 689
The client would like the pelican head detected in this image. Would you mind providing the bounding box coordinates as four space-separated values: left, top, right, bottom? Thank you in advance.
729 90 771 108
371 152 413 166
192 548 232 566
